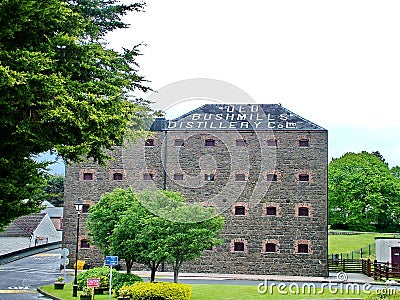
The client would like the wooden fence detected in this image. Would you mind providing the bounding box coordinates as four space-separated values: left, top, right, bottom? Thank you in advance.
362 259 400 280
328 258 363 273
328 258 400 281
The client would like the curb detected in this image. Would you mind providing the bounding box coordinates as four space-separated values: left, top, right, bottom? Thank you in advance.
37 287 62 300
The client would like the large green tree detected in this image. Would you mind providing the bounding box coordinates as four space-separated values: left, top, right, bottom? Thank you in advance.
0 0 152 229
87 188 224 282
329 151 400 231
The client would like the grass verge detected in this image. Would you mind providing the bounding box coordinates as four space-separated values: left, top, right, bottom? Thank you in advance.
40 283 367 300
328 232 396 256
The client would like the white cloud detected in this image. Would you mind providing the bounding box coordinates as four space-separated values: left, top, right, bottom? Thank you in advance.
109 0 400 166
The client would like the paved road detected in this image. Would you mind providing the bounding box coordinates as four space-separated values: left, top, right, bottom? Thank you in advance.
0 249 62 300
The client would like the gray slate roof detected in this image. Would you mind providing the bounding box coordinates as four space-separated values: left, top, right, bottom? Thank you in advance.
0 213 46 237
165 104 326 131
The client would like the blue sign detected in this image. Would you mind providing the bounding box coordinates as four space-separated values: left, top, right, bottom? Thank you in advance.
105 256 118 266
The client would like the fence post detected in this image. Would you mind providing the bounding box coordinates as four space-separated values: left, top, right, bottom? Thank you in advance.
360 247 363 259
373 260 377 280
368 244 371 256
367 259 371 276
385 265 389 281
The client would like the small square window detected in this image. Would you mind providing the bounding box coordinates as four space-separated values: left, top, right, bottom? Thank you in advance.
234 206 246 216
204 174 215 181
113 172 123 180
266 207 277 216
235 174 246 181
265 243 276 253
299 139 309 147
82 204 90 214
174 139 184 146
80 240 90 249
234 242 245 252
267 139 278 147
205 139 216 146
143 173 154 181
298 244 309 253
145 139 154 146
83 173 93 180
266 174 278 182
174 173 184 180
236 139 246 147
298 207 309 216
299 174 309 182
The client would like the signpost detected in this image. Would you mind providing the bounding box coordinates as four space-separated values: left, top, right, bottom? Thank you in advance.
87 278 100 300
60 248 70 282
87 278 100 288
105 256 118 300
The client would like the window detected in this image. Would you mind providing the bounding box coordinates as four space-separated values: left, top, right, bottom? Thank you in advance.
299 174 310 182
145 139 154 146
299 139 309 147
266 174 278 182
298 244 309 253
82 204 90 214
113 172 123 180
205 139 215 146
143 173 154 181
267 139 278 146
235 174 246 181
174 173 184 180
83 173 93 180
174 139 184 147
236 139 246 147
266 206 277 216
80 240 90 249
234 206 246 216
265 243 277 253
298 207 309 216
204 174 215 181
233 242 245 252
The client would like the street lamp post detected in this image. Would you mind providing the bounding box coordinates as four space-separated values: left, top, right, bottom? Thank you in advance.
72 197 83 297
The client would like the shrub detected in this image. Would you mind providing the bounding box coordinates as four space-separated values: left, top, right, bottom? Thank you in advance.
113 273 143 296
129 282 192 300
77 266 118 290
81 287 92 296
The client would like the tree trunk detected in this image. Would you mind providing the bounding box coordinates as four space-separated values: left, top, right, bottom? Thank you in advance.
126 259 133 274
173 268 179 283
173 260 182 283
150 267 156 282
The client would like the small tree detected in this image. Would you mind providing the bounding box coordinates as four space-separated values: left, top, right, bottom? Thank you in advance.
87 188 137 270
88 188 225 282
137 190 224 283
166 206 224 283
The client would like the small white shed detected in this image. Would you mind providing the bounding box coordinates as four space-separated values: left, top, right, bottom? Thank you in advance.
375 238 400 265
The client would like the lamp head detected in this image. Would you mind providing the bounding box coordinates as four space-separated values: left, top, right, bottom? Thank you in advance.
74 197 83 212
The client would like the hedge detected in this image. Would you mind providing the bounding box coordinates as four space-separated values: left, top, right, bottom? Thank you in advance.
76 267 142 292
120 282 192 300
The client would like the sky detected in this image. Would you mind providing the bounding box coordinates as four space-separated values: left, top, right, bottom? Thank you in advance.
46 0 400 174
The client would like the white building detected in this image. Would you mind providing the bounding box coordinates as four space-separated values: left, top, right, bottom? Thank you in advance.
375 238 400 265
0 213 61 255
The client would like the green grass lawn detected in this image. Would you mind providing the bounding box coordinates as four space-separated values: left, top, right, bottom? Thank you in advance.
40 232 398 299
40 283 367 300
328 232 396 256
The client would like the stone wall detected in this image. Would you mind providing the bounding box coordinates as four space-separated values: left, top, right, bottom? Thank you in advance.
63 128 328 276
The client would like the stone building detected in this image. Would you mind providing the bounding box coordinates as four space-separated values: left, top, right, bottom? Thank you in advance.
63 103 328 276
